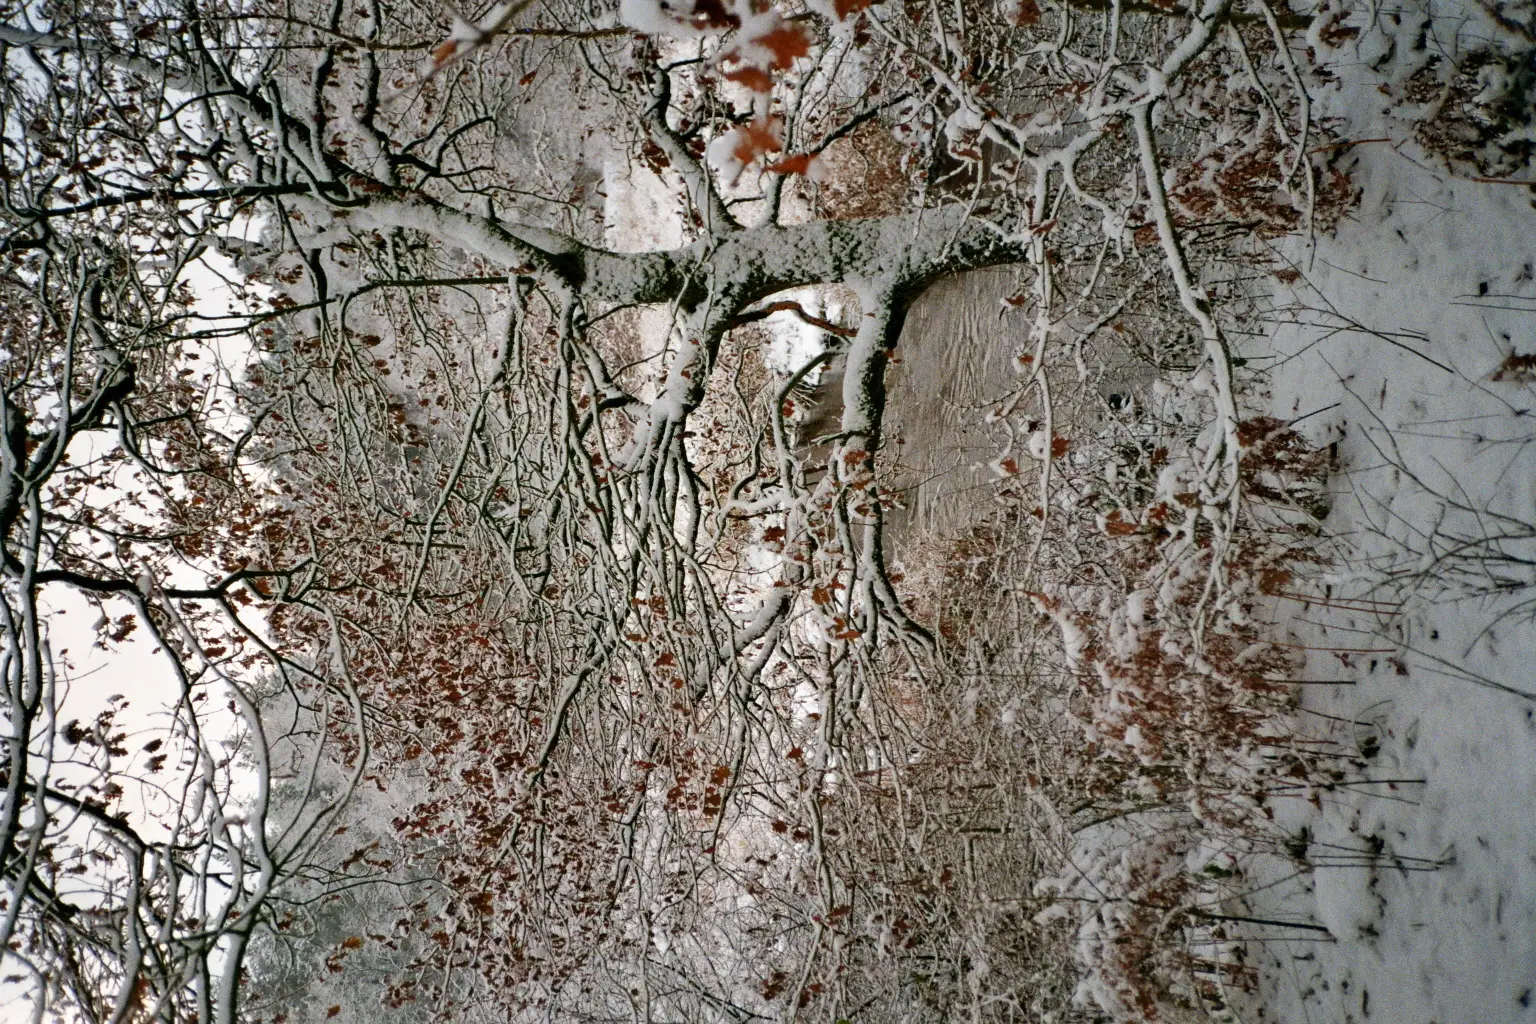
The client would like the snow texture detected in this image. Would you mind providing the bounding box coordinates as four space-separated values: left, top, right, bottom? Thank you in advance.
1236 7 1536 1021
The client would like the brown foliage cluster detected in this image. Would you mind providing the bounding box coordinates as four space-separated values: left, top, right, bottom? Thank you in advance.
1034 428 1325 790
1493 348 1536 381
1164 49 1359 241
1395 48 1536 179
813 122 911 221
890 391 1338 1020
1037 418 1331 1017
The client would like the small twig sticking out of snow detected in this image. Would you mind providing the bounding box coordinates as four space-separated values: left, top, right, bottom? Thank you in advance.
1307 136 1392 154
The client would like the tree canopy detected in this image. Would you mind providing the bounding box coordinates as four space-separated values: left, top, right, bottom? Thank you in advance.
0 0 1392 1019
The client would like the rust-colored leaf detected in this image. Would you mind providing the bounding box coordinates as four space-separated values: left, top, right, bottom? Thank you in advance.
754 24 811 69
732 117 783 164
766 152 820 176
724 66 775 93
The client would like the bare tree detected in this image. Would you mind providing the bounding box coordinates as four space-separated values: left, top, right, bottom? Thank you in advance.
0 0 1364 1019
0 10 366 1021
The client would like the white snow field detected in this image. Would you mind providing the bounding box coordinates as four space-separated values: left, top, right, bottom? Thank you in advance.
1237 6 1536 1021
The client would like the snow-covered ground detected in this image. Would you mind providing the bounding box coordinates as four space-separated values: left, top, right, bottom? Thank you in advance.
1240 14 1536 1020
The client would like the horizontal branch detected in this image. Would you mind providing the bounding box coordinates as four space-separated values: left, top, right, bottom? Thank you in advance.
29 564 308 601
728 301 857 338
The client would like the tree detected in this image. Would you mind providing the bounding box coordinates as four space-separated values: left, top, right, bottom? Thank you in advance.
1 0 1356 1019
0 10 366 1021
